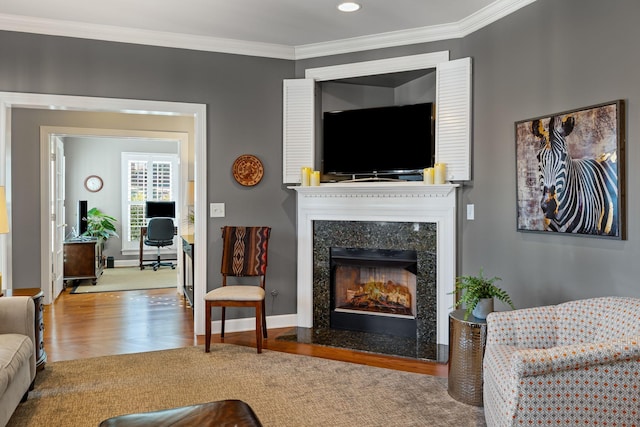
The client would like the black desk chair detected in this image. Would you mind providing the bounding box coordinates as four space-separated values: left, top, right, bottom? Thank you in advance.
143 217 176 271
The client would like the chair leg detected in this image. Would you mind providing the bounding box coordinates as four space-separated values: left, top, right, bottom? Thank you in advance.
255 302 263 354
261 298 268 339
220 307 226 338
205 301 211 352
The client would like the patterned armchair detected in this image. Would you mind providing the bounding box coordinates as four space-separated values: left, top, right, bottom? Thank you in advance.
483 296 640 426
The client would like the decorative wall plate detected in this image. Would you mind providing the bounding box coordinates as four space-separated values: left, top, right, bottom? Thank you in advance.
232 154 264 186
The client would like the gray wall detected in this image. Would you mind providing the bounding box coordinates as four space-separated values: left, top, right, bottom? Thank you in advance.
2 0 639 315
298 0 640 309
457 0 640 305
3 34 298 316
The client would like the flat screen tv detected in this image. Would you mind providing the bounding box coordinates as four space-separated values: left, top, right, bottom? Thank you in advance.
145 201 175 218
322 102 434 179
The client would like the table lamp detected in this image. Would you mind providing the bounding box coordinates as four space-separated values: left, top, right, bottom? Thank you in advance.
0 186 9 290
186 181 195 227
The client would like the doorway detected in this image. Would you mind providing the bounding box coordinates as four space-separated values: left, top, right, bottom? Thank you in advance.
0 92 208 336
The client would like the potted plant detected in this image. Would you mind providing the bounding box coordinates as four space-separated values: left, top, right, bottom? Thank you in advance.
82 207 119 241
452 268 515 320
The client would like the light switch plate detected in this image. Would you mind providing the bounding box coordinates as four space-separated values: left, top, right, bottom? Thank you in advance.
210 202 225 218
466 204 475 220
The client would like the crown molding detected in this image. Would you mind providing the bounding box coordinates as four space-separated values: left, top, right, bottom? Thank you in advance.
295 0 537 59
0 13 296 60
0 0 536 60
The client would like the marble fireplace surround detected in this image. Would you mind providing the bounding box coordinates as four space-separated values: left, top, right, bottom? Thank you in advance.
291 182 457 346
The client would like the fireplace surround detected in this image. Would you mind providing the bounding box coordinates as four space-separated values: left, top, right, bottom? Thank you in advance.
291 182 458 355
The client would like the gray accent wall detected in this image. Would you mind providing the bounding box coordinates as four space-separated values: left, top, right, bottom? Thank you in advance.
1 0 639 316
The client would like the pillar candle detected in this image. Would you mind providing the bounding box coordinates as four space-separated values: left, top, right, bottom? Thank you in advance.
423 168 434 185
310 170 320 186
301 167 311 186
434 163 447 184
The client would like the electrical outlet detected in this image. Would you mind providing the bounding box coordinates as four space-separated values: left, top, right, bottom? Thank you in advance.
210 203 225 218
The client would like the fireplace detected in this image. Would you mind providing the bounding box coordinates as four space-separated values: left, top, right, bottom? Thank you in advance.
290 182 458 360
330 247 418 337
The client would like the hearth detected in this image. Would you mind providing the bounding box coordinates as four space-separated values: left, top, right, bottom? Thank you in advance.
330 247 417 338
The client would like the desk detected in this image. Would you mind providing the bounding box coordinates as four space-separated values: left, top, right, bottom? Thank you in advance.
181 234 194 307
447 309 487 406
64 238 104 285
139 226 178 269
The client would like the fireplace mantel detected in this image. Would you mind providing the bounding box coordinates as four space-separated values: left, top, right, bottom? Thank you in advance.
290 182 458 346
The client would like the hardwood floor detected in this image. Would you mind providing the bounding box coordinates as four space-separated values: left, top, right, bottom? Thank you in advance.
43 287 448 377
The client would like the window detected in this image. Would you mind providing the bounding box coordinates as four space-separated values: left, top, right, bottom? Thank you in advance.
121 152 179 253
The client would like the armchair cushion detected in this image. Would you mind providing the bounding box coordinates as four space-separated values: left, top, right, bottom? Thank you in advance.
0 334 33 396
483 296 640 426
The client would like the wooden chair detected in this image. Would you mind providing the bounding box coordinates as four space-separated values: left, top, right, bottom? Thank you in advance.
204 226 271 353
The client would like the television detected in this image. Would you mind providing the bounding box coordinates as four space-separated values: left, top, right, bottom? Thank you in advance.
322 102 434 179
145 201 176 218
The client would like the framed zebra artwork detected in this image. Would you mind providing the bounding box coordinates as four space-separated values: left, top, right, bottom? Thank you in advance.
515 100 625 239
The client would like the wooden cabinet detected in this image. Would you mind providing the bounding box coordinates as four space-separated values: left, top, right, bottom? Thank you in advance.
63 238 104 285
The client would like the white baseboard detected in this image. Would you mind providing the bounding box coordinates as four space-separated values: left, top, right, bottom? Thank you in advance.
208 314 298 334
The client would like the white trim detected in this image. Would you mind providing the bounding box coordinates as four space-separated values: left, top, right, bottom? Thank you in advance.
0 14 295 60
0 0 536 59
208 314 297 335
305 51 449 81
0 92 208 336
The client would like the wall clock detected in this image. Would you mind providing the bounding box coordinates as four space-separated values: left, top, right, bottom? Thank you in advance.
232 154 264 186
84 175 103 192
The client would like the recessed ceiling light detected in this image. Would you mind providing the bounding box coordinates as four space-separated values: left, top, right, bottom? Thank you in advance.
338 2 361 13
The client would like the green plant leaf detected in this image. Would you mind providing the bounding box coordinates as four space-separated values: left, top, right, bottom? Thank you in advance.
449 267 515 320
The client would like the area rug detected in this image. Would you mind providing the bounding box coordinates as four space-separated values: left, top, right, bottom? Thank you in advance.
8 345 486 427
70 266 177 294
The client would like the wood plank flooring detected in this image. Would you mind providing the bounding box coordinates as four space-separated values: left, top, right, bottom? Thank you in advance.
43 287 447 377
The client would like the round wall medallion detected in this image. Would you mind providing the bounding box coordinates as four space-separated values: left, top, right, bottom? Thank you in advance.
84 175 103 192
232 155 264 186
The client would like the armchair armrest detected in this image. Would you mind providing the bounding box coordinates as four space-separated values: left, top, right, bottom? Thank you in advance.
511 336 640 377
0 296 35 340
486 305 558 348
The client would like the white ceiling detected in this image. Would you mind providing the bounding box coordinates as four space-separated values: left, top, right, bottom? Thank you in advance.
0 0 536 59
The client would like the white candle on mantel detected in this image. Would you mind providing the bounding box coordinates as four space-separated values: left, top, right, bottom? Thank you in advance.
434 163 447 184
301 167 311 186
423 168 434 185
310 171 320 186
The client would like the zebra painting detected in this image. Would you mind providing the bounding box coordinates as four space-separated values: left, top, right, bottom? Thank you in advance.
516 101 624 238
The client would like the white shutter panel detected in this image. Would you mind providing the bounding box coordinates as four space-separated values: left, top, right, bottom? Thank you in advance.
283 78 315 184
435 57 472 181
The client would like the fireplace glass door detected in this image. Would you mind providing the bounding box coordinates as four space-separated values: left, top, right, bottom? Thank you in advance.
330 247 418 337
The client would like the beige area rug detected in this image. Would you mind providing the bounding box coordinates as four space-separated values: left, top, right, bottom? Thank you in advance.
70 266 177 294
9 345 486 427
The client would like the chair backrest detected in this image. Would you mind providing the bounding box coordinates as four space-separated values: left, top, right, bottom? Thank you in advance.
555 296 640 345
220 226 271 278
146 217 175 241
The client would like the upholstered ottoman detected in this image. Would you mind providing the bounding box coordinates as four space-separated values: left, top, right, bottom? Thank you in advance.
99 399 263 427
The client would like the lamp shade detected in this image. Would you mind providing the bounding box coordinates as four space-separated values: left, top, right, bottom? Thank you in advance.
0 187 8 234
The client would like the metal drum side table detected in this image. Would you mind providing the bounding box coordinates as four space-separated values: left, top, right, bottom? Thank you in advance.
447 309 487 406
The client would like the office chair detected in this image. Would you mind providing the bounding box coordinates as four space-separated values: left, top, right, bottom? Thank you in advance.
205 226 271 353
143 217 176 271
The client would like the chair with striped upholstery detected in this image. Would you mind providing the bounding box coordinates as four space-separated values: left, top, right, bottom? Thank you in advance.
204 226 271 354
